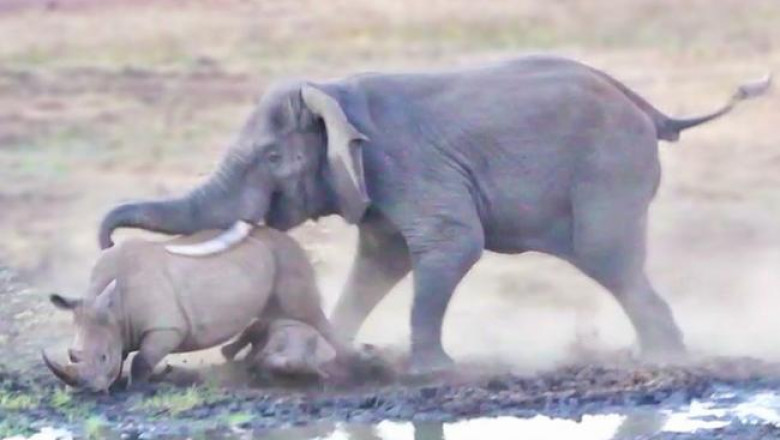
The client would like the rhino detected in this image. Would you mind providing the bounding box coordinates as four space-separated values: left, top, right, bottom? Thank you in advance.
43 227 349 392
223 318 343 380
224 318 395 384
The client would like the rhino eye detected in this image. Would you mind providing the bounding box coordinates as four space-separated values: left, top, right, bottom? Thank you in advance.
101 354 108 363
266 149 282 164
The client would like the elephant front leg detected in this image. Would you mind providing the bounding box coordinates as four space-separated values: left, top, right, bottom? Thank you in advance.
129 329 184 389
331 217 411 341
406 221 484 374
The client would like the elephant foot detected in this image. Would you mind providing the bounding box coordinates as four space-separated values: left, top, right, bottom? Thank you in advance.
640 336 687 365
409 347 455 376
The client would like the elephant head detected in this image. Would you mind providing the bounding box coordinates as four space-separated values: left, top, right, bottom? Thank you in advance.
44 281 124 392
98 81 370 251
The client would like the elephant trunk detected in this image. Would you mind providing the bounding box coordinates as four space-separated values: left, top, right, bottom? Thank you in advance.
99 156 256 249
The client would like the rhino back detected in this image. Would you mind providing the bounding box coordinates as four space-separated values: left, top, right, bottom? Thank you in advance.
161 232 277 351
113 239 187 351
253 229 324 318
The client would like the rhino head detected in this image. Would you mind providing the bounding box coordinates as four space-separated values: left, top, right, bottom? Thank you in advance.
43 280 124 392
258 319 342 380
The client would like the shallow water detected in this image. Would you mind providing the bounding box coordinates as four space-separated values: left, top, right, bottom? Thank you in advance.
6 386 779 440
253 386 780 440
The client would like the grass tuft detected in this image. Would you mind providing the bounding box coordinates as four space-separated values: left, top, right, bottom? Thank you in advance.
223 412 253 427
0 391 39 411
49 387 73 409
84 416 108 440
136 385 221 416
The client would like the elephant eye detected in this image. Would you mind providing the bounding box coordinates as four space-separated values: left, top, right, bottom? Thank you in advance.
101 354 108 363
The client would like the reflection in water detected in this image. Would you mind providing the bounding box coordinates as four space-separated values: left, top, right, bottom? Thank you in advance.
344 425 385 440
439 415 624 439
413 422 444 440
610 411 666 439
255 387 780 440
256 422 336 440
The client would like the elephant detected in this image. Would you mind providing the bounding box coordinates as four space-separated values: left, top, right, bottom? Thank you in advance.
98 55 771 372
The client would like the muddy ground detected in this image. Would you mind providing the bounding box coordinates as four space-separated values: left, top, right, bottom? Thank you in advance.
3 353 780 439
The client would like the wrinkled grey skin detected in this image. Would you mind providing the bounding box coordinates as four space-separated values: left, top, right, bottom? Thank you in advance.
98 55 770 372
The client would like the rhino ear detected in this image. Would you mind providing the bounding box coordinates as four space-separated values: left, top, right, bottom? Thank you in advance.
93 280 118 312
50 294 82 311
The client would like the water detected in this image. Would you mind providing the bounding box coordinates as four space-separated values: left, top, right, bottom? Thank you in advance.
255 387 780 440
6 387 779 440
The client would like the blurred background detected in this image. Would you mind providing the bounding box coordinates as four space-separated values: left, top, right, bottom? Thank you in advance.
0 0 778 372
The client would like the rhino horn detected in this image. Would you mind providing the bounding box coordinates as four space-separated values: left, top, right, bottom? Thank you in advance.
42 350 80 388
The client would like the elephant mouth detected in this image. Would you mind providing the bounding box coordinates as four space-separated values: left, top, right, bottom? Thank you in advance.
265 190 311 232
265 191 286 228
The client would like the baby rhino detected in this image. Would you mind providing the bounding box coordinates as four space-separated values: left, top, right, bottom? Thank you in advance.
223 318 343 380
43 228 348 392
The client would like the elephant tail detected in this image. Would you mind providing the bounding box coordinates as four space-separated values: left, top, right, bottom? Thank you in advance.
655 74 772 142
593 68 771 142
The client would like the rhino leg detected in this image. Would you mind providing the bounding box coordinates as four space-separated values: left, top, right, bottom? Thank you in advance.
129 329 184 388
221 320 269 361
271 289 355 363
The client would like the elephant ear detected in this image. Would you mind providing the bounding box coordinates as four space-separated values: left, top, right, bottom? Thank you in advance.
301 85 370 224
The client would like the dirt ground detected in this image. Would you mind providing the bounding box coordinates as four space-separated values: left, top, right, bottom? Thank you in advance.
0 0 779 437
3 346 780 438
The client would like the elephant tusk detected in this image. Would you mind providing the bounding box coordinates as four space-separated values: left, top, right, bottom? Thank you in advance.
164 220 257 257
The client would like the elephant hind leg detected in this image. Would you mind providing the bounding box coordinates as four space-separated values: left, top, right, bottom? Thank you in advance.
569 193 684 360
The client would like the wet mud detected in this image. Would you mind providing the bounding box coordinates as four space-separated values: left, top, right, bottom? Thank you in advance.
3 355 780 439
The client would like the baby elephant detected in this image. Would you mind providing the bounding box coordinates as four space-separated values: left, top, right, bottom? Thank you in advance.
43 228 348 392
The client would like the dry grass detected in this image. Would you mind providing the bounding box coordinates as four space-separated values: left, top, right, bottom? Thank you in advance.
1 0 779 371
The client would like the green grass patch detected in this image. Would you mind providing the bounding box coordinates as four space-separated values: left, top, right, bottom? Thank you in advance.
83 416 109 440
0 390 39 411
49 387 73 409
222 411 253 427
0 418 36 438
136 385 222 416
